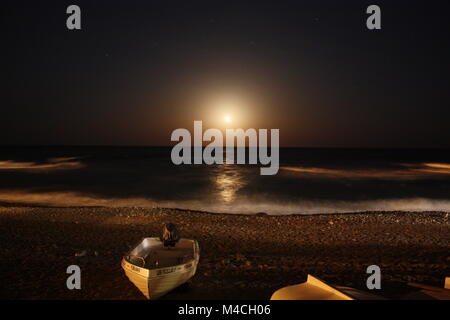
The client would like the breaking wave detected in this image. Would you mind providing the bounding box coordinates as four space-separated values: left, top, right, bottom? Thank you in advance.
0 158 84 171
0 190 450 215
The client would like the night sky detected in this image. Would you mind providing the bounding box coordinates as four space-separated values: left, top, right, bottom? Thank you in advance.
2 0 450 147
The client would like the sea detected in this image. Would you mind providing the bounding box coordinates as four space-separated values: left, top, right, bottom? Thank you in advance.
0 146 449 215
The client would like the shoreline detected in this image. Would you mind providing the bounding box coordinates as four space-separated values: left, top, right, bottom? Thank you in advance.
2 201 450 217
0 206 448 299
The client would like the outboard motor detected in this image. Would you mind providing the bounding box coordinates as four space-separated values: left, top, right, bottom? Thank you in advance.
161 223 180 248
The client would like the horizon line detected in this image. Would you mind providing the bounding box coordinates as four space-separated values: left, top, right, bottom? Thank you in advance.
0 145 450 150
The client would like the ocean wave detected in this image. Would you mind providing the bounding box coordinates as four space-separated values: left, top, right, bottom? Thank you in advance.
0 158 84 171
0 190 449 215
280 162 450 179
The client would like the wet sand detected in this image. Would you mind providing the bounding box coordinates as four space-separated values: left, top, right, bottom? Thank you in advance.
0 206 448 300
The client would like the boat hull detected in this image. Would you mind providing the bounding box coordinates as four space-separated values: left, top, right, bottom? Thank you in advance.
271 274 384 300
121 239 199 299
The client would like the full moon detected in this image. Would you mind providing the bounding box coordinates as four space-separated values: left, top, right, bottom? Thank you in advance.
224 115 232 123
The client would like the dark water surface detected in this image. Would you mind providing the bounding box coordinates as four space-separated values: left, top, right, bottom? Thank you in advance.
0 146 449 214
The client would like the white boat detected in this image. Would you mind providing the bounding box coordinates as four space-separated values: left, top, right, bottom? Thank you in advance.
271 274 385 300
121 237 200 299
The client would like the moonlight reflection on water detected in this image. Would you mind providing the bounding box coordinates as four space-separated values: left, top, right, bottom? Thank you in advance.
213 165 247 203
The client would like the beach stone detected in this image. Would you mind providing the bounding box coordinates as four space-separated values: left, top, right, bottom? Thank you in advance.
75 250 87 257
235 254 246 261
221 259 230 265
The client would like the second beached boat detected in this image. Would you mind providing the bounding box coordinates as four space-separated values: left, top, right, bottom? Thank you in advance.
270 274 385 300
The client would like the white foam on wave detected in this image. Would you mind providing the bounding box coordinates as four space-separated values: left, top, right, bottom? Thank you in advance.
0 190 449 215
0 158 84 171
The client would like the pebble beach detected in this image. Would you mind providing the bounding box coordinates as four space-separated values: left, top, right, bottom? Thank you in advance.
0 206 448 300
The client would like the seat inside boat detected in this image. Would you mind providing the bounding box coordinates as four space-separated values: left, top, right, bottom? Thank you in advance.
128 238 195 269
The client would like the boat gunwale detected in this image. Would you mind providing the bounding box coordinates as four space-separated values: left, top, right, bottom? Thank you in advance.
122 237 199 277
122 256 198 278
